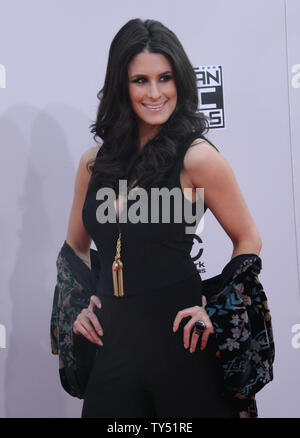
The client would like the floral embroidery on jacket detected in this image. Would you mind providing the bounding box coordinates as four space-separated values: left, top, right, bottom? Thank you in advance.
50 241 99 398
203 255 275 418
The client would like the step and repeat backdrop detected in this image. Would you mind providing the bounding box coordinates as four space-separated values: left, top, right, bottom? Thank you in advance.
0 0 299 418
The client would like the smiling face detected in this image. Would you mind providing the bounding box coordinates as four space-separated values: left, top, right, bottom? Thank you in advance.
128 50 177 148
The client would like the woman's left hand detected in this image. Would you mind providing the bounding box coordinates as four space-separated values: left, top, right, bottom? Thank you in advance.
172 296 215 353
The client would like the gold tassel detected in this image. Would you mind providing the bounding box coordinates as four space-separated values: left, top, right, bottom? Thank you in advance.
112 232 124 297
118 259 124 296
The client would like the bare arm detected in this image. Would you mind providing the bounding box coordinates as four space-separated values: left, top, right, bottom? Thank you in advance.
66 146 100 268
66 146 105 346
185 140 262 259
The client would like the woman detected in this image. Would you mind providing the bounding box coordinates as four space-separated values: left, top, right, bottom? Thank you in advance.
66 18 262 418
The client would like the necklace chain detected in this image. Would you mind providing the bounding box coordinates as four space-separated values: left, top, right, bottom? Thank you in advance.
113 178 138 297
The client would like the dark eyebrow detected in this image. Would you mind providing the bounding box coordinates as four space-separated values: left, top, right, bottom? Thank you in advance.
129 70 173 80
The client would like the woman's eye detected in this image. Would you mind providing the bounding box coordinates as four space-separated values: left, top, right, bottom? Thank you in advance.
160 75 172 81
133 78 146 84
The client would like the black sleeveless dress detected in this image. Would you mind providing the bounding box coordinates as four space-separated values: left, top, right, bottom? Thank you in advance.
81 134 236 418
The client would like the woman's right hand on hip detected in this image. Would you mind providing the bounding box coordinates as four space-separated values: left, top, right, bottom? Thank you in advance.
73 295 104 346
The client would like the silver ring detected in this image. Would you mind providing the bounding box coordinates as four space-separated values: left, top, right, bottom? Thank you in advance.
193 320 206 334
86 309 92 316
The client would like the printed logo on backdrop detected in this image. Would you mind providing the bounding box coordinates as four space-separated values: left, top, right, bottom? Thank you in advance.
194 65 225 128
191 66 224 274
291 64 300 89
191 234 206 274
0 64 6 89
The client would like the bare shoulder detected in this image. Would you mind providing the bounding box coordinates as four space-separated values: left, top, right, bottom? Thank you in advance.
186 137 220 159
81 145 101 174
184 137 231 186
76 145 102 180
184 137 221 169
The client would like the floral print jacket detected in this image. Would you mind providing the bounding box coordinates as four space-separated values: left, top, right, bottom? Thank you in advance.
50 240 100 399
202 253 275 418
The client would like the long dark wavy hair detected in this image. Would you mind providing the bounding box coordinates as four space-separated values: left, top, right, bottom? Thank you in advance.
87 18 216 193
